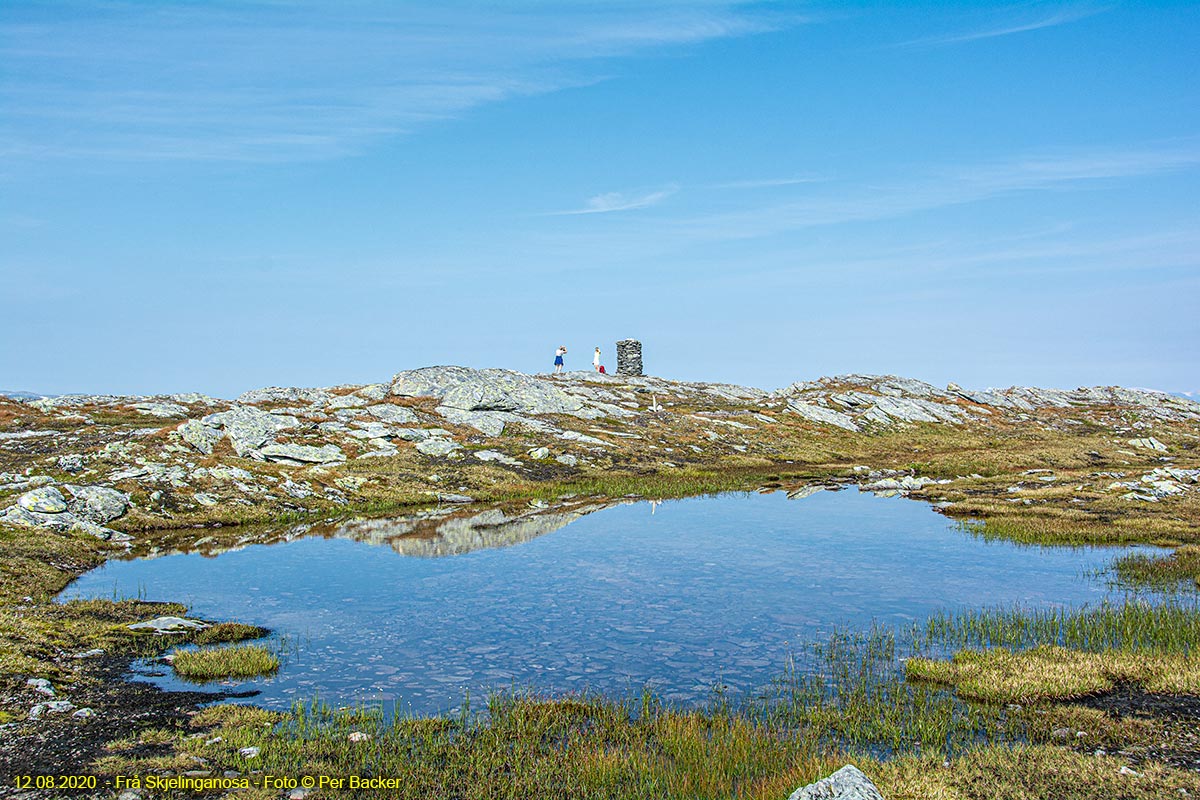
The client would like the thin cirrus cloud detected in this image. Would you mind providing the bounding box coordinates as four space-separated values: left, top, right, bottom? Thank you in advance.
0 1 788 163
546 176 821 217
893 3 1109 47
548 185 679 216
663 141 1200 242
520 141 1200 260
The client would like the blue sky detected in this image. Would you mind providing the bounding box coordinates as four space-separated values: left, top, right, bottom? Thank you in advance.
2 1 1197 397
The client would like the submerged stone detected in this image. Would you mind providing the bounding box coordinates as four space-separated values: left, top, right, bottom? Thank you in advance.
127 616 208 634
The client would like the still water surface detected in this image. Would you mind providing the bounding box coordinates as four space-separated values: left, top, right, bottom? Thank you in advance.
62 489 1148 714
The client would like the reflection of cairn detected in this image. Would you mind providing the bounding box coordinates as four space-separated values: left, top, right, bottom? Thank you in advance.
615 339 643 376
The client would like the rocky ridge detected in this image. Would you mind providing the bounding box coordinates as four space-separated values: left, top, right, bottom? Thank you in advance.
2 366 1198 545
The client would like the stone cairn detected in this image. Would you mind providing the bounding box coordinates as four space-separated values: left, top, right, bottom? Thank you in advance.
615 339 643 376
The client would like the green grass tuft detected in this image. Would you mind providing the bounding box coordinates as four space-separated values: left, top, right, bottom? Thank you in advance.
192 621 270 645
171 645 279 681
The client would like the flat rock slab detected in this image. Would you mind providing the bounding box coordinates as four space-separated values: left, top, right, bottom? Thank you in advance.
257 442 346 465
391 366 585 416
129 401 188 418
473 449 522 467
789 765 886 800
127 616 208 634
236 386 331 406
787 401 859 432
416 439 463 457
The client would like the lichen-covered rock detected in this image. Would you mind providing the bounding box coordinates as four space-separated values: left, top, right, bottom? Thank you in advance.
70 519 122 540
355 383 390 401
235 386 331 406
1 504 66 530
365 404 419 424
788 764 885 800
327 394 369 410
348 422 396 440
18 486 68 514
863 475 935 493
473 450 521 466
556 430 608 447
176 419 223 455
390 366 584 416
415 439 463 457
257 443 345 466
201 406 300 457
129 401 188 418
392 428 451 442
56 454 86 473
787 401 859 432
64 484 130 523
436 406 557 437
435 407 509 436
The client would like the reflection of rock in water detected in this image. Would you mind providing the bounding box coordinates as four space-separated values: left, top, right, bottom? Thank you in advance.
122 499 622 561
786 485 825 500
330 501 618 557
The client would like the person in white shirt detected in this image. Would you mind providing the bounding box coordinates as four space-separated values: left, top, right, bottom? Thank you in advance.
554 345 567 373
593 347 602 372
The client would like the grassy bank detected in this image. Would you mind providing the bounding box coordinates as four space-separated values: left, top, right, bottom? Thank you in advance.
93 611 1200 799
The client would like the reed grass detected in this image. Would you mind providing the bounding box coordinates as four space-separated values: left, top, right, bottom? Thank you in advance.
920 598 1200 653
95 600 1200 796
131 628 1006 799
1110 545 1200 592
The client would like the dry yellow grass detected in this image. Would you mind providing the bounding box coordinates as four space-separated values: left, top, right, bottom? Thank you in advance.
907 645 1200 703
874 744 1200 800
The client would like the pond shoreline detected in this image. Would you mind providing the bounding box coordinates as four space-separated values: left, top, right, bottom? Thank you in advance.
60 488 1160 717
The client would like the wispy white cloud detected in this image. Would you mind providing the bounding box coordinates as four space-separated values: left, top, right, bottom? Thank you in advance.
510 140 1200 267
0 2 790 163
895 3 1109 48
667 141 1200 241
549 185 678 215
